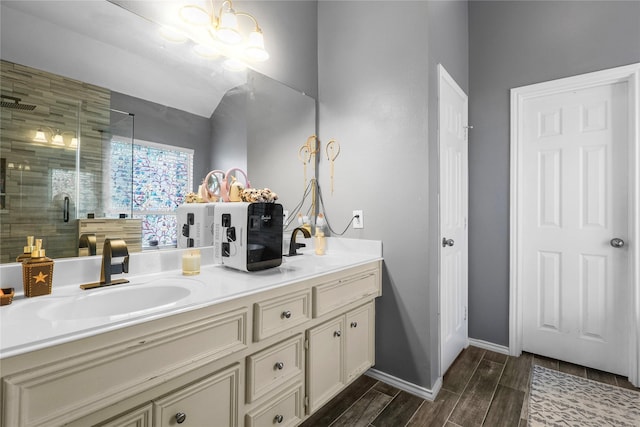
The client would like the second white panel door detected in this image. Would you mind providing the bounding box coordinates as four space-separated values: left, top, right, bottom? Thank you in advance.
521 81 629 375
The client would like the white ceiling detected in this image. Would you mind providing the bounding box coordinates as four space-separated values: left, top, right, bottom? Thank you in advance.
0 1 247 117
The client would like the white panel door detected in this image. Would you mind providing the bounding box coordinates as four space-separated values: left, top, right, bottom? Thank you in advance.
439 65 469 375
522 82 629 375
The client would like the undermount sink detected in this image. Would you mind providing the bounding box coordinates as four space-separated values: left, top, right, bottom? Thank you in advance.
39 278 204 321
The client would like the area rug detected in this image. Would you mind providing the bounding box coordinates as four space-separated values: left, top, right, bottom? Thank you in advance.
528 365 640 426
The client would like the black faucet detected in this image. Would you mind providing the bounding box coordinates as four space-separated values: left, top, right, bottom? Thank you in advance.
287 227 311 256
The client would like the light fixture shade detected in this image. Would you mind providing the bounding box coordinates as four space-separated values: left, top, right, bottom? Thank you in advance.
70 137 78 149
179 5 210 25
33 129 48 143
245 30 269 61
52 132 65 146
217 9 242 44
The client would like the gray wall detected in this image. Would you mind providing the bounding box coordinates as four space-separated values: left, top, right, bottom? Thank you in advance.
243 0 319 98
317 0 468 389
111 92 212 191
468 1 640 345
210 88 248 175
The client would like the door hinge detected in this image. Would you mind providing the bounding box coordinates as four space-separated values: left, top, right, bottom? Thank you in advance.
464 306 467 321
304 339 309 350
464 125 473 141
304 396 309 408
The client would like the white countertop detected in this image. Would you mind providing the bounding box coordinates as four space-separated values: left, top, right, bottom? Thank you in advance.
0 238 382 359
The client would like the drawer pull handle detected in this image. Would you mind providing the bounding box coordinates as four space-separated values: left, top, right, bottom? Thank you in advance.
274 361 285 370
274 414 284 423
334 330 342 337
175 412 187 424
351 321 358 328
282 310 292 319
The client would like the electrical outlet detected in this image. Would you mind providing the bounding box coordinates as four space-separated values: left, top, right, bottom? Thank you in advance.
353 210 364 229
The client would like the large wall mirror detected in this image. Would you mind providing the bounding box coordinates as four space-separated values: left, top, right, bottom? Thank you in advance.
0 1 316 264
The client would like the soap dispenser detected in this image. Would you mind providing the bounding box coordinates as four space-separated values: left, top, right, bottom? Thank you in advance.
16 236 36 262
22 239 54 297
314 213 326 256
302 215 311 235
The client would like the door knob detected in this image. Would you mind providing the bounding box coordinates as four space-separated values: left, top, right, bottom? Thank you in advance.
610 238 625 248
175 412 186 424
442 238 455 247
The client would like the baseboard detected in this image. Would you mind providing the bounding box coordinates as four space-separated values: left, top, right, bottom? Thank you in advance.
468 338 510 355
365 368 441 401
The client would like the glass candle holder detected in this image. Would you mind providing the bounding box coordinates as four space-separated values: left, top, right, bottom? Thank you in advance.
182 249 201 276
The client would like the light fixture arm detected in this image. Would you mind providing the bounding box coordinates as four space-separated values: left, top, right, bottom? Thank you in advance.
236 11 262 32
216 0 235 22
214 0 262 31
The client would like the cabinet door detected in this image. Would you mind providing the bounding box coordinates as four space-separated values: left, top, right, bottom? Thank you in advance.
153 363 240 427
306 317 344 413
345 303 375 382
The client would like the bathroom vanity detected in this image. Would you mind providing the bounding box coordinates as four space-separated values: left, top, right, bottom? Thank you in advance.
0 239 382 427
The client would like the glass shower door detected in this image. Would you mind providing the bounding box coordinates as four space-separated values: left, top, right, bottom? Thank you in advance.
0 96 81 262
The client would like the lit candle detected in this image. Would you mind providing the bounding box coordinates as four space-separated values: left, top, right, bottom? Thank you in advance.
182 250 201 276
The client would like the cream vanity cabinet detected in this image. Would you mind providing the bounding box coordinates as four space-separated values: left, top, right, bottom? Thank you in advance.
306 267 378 413
0 260 381 427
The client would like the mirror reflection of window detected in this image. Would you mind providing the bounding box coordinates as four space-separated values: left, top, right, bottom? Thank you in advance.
108 138 193 248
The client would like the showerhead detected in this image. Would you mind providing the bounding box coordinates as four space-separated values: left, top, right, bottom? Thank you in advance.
0 95 36 111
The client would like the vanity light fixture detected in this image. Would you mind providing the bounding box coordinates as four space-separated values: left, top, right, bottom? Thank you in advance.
179 0 269 62
33 128 48 143
51 131 65 146
33 127 78 148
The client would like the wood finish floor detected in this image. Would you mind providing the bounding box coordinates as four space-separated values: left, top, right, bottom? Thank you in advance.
300 346 639 427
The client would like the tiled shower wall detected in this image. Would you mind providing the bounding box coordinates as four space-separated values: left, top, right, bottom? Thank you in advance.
0 60 110 263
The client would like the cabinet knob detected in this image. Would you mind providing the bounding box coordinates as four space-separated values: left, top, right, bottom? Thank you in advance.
281 310 292 319
350 321 358 328
334 330 341 337
175 412 187 424
274 361 285 370
274 414 284 423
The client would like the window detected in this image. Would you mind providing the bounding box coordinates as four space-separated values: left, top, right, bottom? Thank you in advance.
108 138 193 248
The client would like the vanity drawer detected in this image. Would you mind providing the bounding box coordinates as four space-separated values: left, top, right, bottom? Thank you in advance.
245 383 303 427
246 335 303 403
253 290 311 341
313 269 380 317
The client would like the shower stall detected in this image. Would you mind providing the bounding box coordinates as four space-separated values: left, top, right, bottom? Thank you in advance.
0 60 133 263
